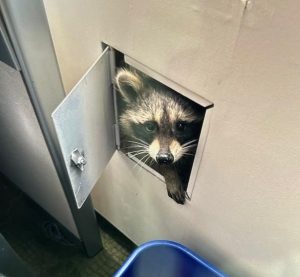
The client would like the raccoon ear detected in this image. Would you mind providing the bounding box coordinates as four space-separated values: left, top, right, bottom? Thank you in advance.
115 69 143 103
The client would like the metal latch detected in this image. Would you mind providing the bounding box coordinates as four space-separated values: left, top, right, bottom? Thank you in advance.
70 149 87 171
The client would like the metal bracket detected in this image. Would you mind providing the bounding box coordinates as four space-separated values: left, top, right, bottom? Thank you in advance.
71 149 87 171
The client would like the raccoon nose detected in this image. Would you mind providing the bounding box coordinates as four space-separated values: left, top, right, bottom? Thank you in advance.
156 153 174 165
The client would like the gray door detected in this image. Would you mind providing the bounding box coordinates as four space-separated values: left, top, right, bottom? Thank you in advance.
52 47 116 208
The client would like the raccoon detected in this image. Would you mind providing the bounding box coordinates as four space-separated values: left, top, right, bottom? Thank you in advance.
116 68 204 204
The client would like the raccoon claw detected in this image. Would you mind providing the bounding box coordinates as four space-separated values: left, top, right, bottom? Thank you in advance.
167 189 186 205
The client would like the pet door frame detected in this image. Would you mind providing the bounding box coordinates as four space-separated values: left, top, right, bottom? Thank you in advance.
109 44 214 198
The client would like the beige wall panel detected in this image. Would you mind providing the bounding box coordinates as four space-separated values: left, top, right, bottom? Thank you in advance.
44 0 244 95
44 1 300 276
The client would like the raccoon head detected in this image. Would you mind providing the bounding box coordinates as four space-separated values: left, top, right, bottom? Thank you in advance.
116 69 203 165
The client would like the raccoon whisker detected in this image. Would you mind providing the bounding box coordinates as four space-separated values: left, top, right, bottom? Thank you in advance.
126 147 148 153
124 139 147 143
137 154 152 173
129 151 147 157
179 148 197 158
181 139 198 147
143 154 152 166
132 156 147 171
124 144 148 151
182 143 198 150
182 139 198 147
122 145 147 149
149 158 155 167
127 151 149 158
133 153 149 170
125 140 148 146
125 140 149 147
133 137 150 146
182 142 198 148
181 139 199 147
126 148 148 154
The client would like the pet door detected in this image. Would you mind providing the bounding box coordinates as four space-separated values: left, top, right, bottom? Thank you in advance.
52 45 213 207
112 48 213 200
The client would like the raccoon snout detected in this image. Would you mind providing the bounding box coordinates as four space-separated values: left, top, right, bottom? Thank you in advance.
156 152 174 165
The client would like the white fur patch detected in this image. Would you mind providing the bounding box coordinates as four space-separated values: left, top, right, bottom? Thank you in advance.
149 139 160 160
170 140 183 162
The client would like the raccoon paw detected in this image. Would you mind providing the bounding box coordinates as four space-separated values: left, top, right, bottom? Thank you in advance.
167 188 186 205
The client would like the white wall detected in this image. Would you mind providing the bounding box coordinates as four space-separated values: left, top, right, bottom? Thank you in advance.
44 1 300 276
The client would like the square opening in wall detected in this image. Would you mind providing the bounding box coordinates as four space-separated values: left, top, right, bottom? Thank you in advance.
110 48 213 205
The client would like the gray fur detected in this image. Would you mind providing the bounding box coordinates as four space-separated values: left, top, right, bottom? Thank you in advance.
116 68 203 204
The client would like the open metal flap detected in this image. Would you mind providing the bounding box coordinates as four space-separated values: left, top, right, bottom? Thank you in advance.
52 47 116 208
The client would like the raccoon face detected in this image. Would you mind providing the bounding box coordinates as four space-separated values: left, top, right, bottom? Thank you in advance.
116 69 203 165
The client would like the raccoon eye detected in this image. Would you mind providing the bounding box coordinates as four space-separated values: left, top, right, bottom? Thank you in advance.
144 121 157 132
176 121 186 132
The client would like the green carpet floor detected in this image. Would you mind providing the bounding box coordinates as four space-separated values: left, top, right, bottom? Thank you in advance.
0 175 135 277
